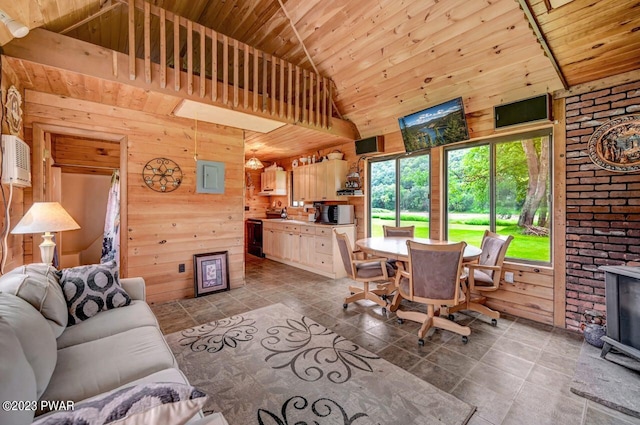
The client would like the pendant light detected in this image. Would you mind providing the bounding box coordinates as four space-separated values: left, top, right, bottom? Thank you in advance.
244 149 264 170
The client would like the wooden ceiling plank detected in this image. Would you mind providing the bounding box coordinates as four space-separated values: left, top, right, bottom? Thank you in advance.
60 0 121 34
561 52 640 84
99 79 119 105
306 0 442 71
344 63 557 123
351 68 558 126
343 61 559 127
546 16 640 54
557 37 640 69
81 74 103 104
540 2 639 40
324 0 519 88
233 2 284 43
338 39 560 111
212 0 241 34
565 61 640 87
334 12 538 102
310 0 484 70
44 67 72 98
535 0 629 26
3 57 34 88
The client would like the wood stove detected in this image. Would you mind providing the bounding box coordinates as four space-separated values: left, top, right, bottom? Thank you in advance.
599 266 640 362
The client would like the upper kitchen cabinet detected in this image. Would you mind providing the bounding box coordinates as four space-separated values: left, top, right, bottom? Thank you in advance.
260 169 287 196
293 160 348 202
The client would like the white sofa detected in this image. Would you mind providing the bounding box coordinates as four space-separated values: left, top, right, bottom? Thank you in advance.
0 264 228 425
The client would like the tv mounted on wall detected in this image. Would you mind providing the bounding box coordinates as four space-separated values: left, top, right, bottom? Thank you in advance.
398 97 469 152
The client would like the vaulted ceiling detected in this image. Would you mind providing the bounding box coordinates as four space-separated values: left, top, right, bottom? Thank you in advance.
1 0 639 162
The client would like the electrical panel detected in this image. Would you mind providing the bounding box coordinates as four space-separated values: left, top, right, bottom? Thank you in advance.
2 135 32 187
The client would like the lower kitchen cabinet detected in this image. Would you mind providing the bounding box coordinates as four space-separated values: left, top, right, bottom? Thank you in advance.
262 220 355 278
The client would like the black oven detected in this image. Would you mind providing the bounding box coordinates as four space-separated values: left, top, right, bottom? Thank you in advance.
246 219 264 257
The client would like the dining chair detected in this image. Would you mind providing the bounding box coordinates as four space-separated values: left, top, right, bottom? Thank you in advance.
448 230 513 326
334 230 396 312
382 225 415 270
382 225 415 237
395 240 470 345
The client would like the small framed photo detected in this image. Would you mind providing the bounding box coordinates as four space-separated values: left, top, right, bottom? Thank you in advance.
193 251 230 297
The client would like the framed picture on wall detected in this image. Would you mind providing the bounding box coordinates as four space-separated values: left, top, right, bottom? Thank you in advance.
193 251 230 297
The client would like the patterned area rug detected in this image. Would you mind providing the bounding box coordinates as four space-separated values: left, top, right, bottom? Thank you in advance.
166 303 475 425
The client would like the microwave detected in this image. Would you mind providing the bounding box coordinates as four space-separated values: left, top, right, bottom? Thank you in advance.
320 205 354 225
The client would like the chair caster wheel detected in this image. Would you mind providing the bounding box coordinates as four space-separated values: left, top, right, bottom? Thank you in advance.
418 339 425 346
491 319 497 327
462 336 469 344
350 292 354 295
448 314 455 321
381 294 387 301
343 303 348 309
397 318 404 324
382 307 387 315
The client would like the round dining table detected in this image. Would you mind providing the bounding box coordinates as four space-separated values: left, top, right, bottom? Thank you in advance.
356 237 482 262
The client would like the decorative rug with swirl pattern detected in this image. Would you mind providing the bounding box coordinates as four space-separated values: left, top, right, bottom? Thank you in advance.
166 303 475 425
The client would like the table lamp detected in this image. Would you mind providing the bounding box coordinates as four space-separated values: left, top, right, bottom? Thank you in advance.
11 202 81 266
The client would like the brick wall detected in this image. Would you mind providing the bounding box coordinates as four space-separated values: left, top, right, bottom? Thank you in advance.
564 80 640 331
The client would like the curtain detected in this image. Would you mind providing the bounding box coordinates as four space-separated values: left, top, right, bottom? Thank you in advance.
101 169 120 264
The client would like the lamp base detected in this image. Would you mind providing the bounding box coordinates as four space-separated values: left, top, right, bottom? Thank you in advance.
39 232 56 266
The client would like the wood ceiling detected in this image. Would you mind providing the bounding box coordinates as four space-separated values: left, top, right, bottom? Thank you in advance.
1 0 639 162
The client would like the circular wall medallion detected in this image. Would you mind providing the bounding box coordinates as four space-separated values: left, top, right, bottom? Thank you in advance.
587 115 640 173
5 86 23 135
142 158 182 192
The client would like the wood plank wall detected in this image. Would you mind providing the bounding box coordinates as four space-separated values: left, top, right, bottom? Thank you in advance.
22 90 245 304
244 168 270 219
0 57 27 274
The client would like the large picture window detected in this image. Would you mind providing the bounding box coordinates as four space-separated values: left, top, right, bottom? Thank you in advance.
445 129 552 264
369 152 430 237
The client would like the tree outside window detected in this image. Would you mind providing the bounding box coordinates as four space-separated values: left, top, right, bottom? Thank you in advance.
446 130 552 263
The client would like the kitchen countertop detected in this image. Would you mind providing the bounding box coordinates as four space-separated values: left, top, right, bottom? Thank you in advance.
262 218 354 227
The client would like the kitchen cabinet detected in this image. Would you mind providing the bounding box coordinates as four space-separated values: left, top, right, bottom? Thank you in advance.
292 159 347 202
299 229 315 266
260 169 287 195
263 223 280 259
262 220 355 279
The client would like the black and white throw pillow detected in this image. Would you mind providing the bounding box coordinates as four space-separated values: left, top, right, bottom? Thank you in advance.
33 382 207 425
57 261 131 326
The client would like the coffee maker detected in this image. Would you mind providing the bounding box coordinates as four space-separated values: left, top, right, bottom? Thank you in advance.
313 202 322 223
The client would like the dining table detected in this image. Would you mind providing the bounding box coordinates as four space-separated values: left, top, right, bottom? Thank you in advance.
355 236 482 263
355 236 482 313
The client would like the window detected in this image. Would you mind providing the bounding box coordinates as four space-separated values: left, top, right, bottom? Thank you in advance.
445 129 552 263
368 152 430 237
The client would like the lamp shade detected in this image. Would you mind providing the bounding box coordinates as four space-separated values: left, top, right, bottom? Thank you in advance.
11 202 80 234
244 156 264 170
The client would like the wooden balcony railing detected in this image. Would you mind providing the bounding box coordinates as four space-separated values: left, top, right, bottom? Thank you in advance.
128 0 333 129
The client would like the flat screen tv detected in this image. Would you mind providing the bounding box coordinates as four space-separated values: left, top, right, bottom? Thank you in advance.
398 97 469 152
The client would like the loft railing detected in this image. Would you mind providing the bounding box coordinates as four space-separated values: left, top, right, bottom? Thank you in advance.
127 0 333 128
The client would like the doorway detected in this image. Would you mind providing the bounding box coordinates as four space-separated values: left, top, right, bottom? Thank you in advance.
31 123 128 273
51 135 120 267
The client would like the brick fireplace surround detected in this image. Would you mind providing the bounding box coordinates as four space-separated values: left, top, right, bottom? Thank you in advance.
564 79 640 331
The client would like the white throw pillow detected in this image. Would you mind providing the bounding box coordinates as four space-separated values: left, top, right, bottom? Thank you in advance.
0 263 68 336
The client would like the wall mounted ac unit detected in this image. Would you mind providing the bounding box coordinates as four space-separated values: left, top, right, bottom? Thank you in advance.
2 135 32 187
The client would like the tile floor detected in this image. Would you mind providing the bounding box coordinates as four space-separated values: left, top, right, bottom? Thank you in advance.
152 255 640 425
